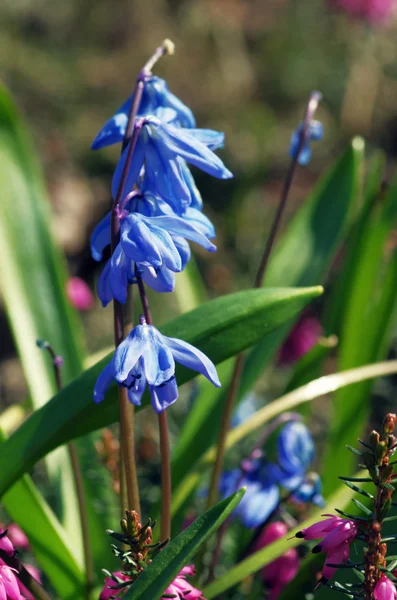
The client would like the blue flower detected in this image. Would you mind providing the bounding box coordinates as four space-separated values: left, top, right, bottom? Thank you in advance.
289 120 323 165
94 319 221 412
111 117 232 212
91 76 196 150
220 461 279 528
292 473 325 507
268 421 315 490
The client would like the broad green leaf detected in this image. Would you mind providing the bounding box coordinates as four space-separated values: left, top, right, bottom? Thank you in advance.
202 479 359 598
0 286 322 497
0 85 118 576
0 429 84 599
170 360 397 518
170 139 364 498
322 170 397 495
125 489 245 600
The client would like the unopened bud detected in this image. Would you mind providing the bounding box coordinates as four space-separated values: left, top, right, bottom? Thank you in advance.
375 441 387 463
382 413 396 435
370 431 380 448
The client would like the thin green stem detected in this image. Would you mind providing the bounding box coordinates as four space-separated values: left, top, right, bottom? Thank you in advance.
0 548 52 600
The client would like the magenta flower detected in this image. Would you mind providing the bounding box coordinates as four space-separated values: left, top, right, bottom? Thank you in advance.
99 571 130 599
162 566 204 599
4 526 29 552
278 316 322 365
0 565 24 600
331 0 395 24
374 575 397 600
295 515 357 582
252 522 299 599
0 532 14 557
66 277 95 311
16 564 41 600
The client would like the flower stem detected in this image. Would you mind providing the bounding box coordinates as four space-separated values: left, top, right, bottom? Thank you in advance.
0 549 52 600
204 91 322 567
136 272 172 542
38 342 94 599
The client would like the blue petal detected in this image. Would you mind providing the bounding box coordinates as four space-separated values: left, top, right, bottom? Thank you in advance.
277 421 315 474
150 76 196 128
188 129 225 150
309 120 324 141
142 331 175 385
147 215 216 252
127 370 147 406
109 245 129 304
91 96 131 150
267 463 305 491
113 326 147 382
147 222 183 271
140 264 175 293
220 469 241 498
184 207 215 239
238 481 279 528
94 362 114 403
173 236 191 270
149 376 179 413
149 119 233 180
91 211 111 262
297 144 312 166
120 216 164 268
111 134 145 200
97 259 113 307
178 160 203 211
161 336 221 387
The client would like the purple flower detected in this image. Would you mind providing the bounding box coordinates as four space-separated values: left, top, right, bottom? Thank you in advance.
94 319 220 413
0 565 24 600
162 565 204 599
374 575 397 600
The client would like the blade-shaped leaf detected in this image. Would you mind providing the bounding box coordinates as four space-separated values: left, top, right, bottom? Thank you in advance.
0 286 322 497
124 489 245 600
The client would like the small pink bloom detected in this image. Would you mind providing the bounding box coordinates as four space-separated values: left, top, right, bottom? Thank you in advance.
296 515 344 541
6 526 29 552
278 316 322 365
331 0 395 24
322 541 350 580
0 532 14 558
252 522 288 552
374 575 397 600
0 565 24 600
66 277 95 311
314 520 357 553
162 565 204 599
99 571 130 600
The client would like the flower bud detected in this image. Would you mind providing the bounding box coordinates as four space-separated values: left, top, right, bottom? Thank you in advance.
382 414 397 436
374 574 397 600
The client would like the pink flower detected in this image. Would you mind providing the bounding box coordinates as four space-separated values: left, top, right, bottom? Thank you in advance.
295 514 345 540
162 566 204 599
331 0 395 24
322 541 350 581
312 520 357 553
66 277 95 311
0 532 14 558
18 564 42 600
99 571 130 600
278 316 322 365
5 527 29 552
252 522 299 600
374 575 397 600
0 565 24 600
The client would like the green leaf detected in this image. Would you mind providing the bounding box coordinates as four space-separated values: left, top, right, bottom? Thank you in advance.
322 167 397 495
202 479 359 598
0 84 118 577
0 429 84 599
125 489 245 600
0 286 322 497
170 139 364 501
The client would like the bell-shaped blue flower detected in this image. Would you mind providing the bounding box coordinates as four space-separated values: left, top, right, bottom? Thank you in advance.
94 319 221 412
220 461 279 528
111 117 232 212
267 421 315 490
91 76 196 150
292 473 325 508
289 120 323 165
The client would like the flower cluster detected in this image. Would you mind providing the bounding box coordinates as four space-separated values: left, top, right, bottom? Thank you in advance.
221 421 324 528
91 49 231 412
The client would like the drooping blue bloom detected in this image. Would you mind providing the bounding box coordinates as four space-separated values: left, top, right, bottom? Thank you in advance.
292 473 325 507
94 319 221 412
267 421 315 490
289 120 323 165
220 461 280 528
91 76 196 150
111 117 232 212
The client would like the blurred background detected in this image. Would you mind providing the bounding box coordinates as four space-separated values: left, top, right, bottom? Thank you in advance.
1 0 397 408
